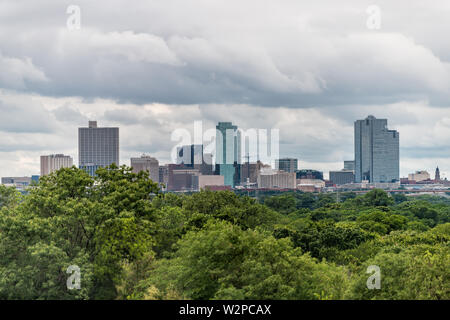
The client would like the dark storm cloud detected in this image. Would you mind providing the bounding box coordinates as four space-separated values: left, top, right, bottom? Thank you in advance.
1 1 449 107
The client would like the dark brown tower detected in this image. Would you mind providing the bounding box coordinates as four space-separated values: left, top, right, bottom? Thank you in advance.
435 167 441 182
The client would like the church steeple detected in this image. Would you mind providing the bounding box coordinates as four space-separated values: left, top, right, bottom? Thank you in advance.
435 166 441 182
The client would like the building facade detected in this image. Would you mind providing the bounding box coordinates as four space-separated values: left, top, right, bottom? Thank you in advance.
193 175 225 191
344 160 355 171
40 154 73 176
240 161 269 185
1 177 33 192
329 170 355 185
258 170 296 189
177 144 203 166
408 171 430 182
216 122 241 187
177 144 214 175
354 115 399 183
159 165 169 188
78 121 119 176
275 158 298 173
167 164 200 191
295 169 323 180
131 155 159 182
297 178 326 189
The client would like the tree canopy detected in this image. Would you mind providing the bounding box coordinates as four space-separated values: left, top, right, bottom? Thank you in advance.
0 171 448 300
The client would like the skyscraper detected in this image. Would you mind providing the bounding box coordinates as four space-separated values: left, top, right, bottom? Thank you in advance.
176 144 203 166
40 154 73 176
216 122 241 187
78 121 119 176
176 144 214 175
354 115 399 183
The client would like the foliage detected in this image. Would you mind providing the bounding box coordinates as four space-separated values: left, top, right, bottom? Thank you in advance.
0 171 448 300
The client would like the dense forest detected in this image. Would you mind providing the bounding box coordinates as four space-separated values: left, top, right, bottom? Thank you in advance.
0 165 448 300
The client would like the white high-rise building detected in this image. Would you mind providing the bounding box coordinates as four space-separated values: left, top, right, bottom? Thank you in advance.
78 121 119 176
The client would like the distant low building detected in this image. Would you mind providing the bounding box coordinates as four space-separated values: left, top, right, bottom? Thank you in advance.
40 154 73 176
1 177 33 192
297 185 320 193
400 177 413 185
167 164 200 191
258 169 296 189
131 155 159 183
329 170 355 185
297 179 325 189
159 165 169 187
193 175 225 191
408 171 430 182
204 185 232 191
295 169 323 180
240 161 269 185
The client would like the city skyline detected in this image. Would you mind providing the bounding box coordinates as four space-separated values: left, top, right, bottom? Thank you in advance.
0 116 447 182
0 1 449 179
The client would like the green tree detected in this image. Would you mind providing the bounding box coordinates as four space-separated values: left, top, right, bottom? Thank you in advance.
0 165 159 299
137 220 348 300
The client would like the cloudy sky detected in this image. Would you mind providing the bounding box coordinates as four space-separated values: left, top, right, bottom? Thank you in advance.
0 0 449 179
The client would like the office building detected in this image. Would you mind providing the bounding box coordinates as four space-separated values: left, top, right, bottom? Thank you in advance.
216 122 241 187
177 144 203 166
344 160 355 171
193 175 225 191
354 115 399 183
1 177 32 186
1 177 33 192
159 165 169 189
240 161 269 185
329 170 355 185
167 164 200 191
78 121 119 176
177 145 214 175
131 155 159 182
40 154 73 176
295 169 323 180
297 179 326 189
275 158 298 173
408 171 430 182
258 169 296 189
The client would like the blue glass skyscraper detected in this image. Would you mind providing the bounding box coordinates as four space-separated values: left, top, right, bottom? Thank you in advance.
354 115 399 183
215 122 241 187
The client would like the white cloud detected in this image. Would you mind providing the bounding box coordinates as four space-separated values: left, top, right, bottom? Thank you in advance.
0 1 449 179
0 52 48 89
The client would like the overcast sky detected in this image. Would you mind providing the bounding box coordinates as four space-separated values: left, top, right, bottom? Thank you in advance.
0 0 449 179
